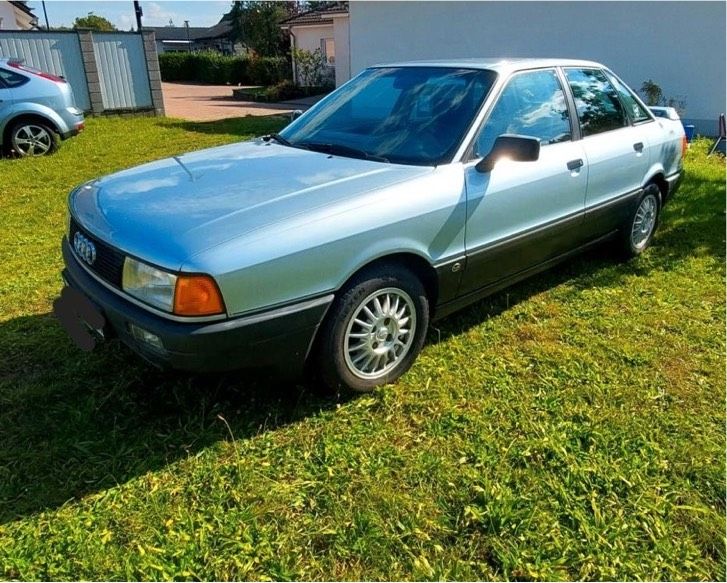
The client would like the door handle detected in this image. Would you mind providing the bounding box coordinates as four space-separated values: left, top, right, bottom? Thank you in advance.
633 142 644 152
567 158 584 171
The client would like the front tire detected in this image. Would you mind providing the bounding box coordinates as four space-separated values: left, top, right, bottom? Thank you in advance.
618 183 661 257
8 120 58 157
317 265 430 393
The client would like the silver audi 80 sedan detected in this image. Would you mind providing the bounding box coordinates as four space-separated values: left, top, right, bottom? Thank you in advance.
0 58 85 157
58 59 685 392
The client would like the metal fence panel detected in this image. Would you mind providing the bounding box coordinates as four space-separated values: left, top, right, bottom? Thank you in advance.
93 33 151 110
0 32 90 110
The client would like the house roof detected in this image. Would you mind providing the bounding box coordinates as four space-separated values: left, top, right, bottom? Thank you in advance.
194 17 232 41
144 26 210 41
9 1 36 17
280 3 348 27
144 12 233 42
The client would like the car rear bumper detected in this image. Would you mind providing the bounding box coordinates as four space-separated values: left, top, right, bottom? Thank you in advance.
665 170 682 203
60 237 332 376
60 118 85 140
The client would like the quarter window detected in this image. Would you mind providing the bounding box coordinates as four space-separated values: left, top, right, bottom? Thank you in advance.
606 72 652 123
474 69 571 158
0 68 29 88
565 68 628 136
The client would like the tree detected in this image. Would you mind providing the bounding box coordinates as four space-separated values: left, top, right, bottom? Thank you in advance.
639 79 687 115
228 1 296 57
305 1 347 12
73 13 117 31
639 79 663 107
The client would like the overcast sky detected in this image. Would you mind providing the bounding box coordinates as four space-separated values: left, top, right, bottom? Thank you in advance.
38 1 233 30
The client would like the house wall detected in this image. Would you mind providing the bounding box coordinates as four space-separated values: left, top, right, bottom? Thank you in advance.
290 23 336 86
332 16 350 87
0 2 18 29
349 1 726 135
292 23 333 55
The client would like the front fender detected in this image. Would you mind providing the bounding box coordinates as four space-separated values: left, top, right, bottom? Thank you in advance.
184 165 468 316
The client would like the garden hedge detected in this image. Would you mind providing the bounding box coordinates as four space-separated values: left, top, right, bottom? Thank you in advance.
159 51 290 86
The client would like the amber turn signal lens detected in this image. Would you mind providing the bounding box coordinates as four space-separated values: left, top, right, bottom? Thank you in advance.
173 275 225 316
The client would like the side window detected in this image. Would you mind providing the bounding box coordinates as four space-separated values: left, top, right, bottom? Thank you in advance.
0 68 29 88
564 68 628 136
474 69 571 157
606 72 652 123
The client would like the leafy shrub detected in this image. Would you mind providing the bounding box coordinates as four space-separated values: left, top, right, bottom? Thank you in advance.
263 79 300 101
262 80 330 102
159 51 289 86
247 56 290 86
292 47 333 88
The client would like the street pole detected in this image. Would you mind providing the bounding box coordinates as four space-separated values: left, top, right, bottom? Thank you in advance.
41 0 49 30
133 1 143 32
184 20 191 52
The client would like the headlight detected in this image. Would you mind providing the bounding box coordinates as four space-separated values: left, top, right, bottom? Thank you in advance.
122 257 177 312
122 257 226 316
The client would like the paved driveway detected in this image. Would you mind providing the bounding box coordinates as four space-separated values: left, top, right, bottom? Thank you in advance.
162 82 320 121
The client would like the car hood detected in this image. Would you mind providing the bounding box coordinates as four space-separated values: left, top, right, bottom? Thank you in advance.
71 140 431 270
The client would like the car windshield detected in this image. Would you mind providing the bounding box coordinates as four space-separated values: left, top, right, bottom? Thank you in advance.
280 66 498 166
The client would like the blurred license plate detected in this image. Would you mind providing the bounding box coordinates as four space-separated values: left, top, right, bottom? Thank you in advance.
53 285 106 351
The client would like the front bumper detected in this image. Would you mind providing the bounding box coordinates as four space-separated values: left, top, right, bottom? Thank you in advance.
61 238 333 376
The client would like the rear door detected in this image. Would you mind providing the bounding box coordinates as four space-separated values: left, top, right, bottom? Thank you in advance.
460 68 588 295
563 68 651 235
0 69 16 139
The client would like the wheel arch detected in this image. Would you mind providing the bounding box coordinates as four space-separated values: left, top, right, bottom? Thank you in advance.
339 251 440 308
642 163 668 203
645 172 668 202
2 112 61 147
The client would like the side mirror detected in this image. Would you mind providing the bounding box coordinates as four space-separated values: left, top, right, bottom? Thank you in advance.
475 134 541 173
290 109 303 121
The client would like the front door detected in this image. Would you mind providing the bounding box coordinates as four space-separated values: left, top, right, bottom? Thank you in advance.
460 68 588 296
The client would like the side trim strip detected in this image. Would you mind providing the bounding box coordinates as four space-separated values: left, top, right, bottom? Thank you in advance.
434 230 618 320
465 208 584 257
584 187 642 215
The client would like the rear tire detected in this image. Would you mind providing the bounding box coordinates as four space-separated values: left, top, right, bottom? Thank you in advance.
617 183 661 258
8 120 58 157
316 265 429 393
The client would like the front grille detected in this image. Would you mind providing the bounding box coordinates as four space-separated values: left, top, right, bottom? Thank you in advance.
69 218 125 287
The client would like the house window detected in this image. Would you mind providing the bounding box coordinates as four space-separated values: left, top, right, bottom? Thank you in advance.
321 38 335 65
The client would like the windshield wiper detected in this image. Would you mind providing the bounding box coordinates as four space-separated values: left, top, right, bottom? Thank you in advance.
299 142 389 163
262 133 296 148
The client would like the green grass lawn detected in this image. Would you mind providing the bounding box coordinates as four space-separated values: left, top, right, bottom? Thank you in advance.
0 116 724 581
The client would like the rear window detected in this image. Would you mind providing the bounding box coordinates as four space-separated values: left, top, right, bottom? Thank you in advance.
0 68 29 89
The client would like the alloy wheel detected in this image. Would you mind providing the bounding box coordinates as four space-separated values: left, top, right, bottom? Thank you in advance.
631 194 658 250
13 124 53 156
343 287 417 380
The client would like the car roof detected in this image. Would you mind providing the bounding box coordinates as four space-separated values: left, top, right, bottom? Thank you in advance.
369 58 605 74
